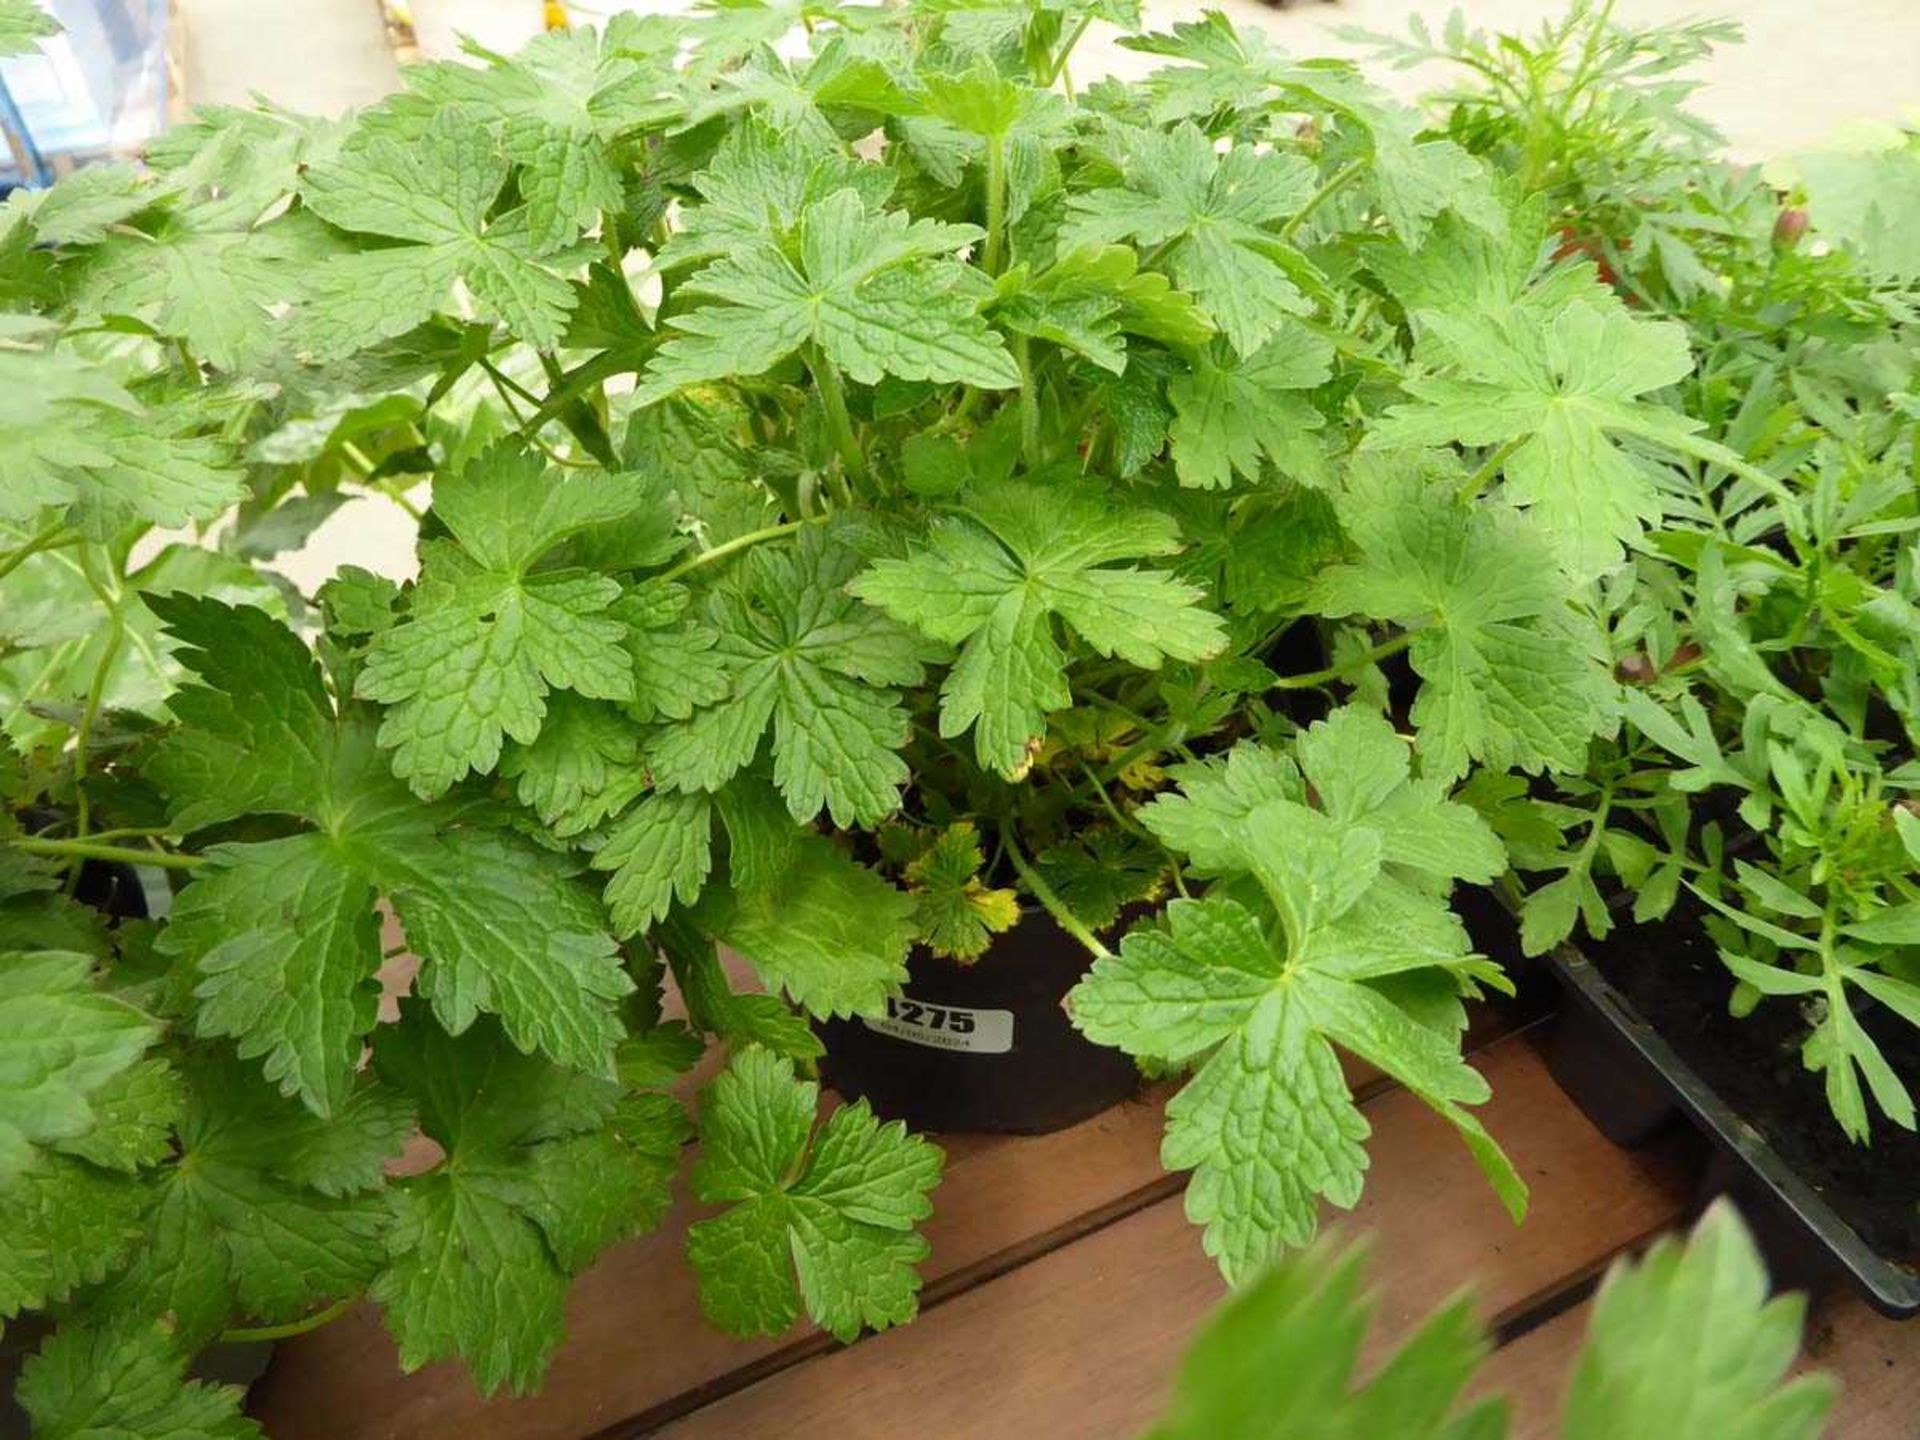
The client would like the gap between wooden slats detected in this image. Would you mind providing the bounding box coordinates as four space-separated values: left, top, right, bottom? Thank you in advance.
643 1035 1693 1440
250 1006 1533 1439
1480 1285 1920 1440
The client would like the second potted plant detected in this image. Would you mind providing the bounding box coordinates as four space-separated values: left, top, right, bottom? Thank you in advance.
1359 2 1920 1314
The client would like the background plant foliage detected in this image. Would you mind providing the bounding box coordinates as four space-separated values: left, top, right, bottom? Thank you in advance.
1348 4 1920 1145
1146 1203 1836 1440
0 0 1914 1425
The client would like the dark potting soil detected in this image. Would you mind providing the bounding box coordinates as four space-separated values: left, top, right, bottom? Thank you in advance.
1591 910 1920 1266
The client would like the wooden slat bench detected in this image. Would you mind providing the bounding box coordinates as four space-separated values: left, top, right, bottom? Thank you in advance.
250 1014 1920 1438
1482 1284 1915 1439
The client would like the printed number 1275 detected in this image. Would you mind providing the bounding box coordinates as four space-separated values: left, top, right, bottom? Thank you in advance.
886 996 976 1034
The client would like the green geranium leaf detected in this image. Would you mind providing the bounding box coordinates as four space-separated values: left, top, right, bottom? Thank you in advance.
638 186 1017 402
853 479 1226 776
1075 791 1521 1280
650 534 934 826
21 1320 262 1440
1314 468 1614 782
97 1051 402 1348
0 0 57 54
1062 123 1314 356
1366 298 1701 578
688 1047 943 1341
358 444 646 798
298 107 579 356
153 595 633 1112
0 951 159 1181
371 1006 688 1396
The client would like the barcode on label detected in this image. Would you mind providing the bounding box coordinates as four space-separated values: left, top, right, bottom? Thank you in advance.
861 996 1014 1054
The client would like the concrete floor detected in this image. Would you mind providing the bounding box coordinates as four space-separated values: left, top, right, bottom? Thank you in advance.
178 0 397 113
175 0 1918 590
1141 0 1920 159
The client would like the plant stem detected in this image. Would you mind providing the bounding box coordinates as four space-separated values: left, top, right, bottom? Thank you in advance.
935 386 987 434
1076 759 1150 842
654 520 814 584
483 360 545 439
1094 714 1197 787
1081 690 1154 733
982 133 1008 276
1270 631 1413 690
1280 159 1365 243
520 349 643 439
0 522 77 583
1015 335 1040 466
387 487 426 523
13 836 204 871
339 440 377 478
1047 13 1094 89
1574 786 1614 869
539 350 616 465
485 359 544 410
1004 830 1112 961
1458 437 1525 501
481 358 535 427
807 347 870 489
220 1293 361 1345
71 547 124 843
81 826 175 843
1082 691 1195 763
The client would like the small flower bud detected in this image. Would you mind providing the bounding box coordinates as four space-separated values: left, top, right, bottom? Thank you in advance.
1773 207 1809 249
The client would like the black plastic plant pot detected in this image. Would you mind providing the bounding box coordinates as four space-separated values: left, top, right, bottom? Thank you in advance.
1545 945 1920 1318
72 856 151 922
816 909 1141 1135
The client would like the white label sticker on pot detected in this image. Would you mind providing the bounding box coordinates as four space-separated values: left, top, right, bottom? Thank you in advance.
862 996 1014 1054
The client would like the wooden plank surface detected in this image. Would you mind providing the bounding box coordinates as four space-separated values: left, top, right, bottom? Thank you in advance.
1800 1291 1920 1439
259 947 1184 1437
251 1084 1176 1440
1482 1286 1920 1440
251 983 1920 1440
651 1036 1692 1440
252 995 1525 1439
1474 1303 1586 1438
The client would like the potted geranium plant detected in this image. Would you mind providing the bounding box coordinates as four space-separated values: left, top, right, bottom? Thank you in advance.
1347 3 1920 1314
0 0 1797 1422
